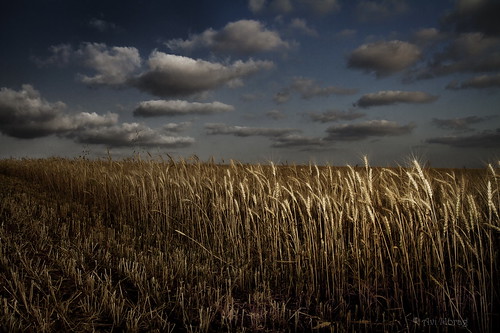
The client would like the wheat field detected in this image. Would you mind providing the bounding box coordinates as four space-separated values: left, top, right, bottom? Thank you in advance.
0 156 498 332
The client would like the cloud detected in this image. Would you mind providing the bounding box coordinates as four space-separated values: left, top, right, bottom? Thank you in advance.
302 0 341 15
347 40 421 77
325 120 415 141
273 91 291 104
446 73 500 89
266 109 286 120
356 90 439 108
166 20 289 55
275 76 358 103
33 44 73 67
33 43 141 85
309 109 365 123
204 122 325 149
426 129 500 148
249 0 267 12
0 84 117 138
205 123 299 137
409 32 500 80
289 18 317 36
431 116 489 131
133 51 274 97
335 29 357 39
69 122 195 148
412 28 447 47
162 122 192 134
290 77 358 98
356 0 409 22
76 43 142 86
271 134 326 148
88 18 119 32
0 85 194 149
248 0 340 15
133 100 234 117
443 0 500 36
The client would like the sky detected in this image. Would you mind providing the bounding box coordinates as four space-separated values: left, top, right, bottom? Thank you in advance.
1 0 499 167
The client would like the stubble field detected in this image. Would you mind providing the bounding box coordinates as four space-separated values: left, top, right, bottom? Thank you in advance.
0 156 498 332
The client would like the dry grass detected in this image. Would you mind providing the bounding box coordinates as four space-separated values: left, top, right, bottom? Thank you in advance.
0 156 498 332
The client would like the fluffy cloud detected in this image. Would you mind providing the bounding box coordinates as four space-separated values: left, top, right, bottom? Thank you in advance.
205 123 299 137
166 20 289 55
356 0 409 22
69 122 195 148
34 43 141 85
0 85 117 138
273 91 291 104
266 109 286 120
290 77 358 99
162 122 192 134
446 73 500 89
347 40 421 77
289 18 317 36
443 0 500 36
309 109 365 123
133 100 234 117
248 0 340 15
34 44 73 67
410 32 500 80
133 52 274 97
335 29 357 39
325 120 415 141
431 116 488 131
426 129 500 148
271 134 325 148
412 28 447 47
88 18 119 32
0 85 194 149
356 90 439 108
275 77 358 103
76 43 142 85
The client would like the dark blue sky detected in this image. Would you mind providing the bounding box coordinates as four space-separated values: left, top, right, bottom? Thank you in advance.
1 0 499 166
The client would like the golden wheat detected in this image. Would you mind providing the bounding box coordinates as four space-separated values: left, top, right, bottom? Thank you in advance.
0 156 498 332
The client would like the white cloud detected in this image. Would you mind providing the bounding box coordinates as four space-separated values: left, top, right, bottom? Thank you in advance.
271 134 326 148
249 0 267 12
162 122 192 134
71 122 195 148
356 0 409 22
335 29 357 39
76 43 142 85
133 51 274 97
431 116 488 131
205 123 299 137
166 20 289 55
134 100 234 117
446 73 500 89
266 109 286 120
426 129 500 148
0 84 193 149
248 0 340 15
309 109 365 123
412 28 447 47
274 77 357 103
290 77 358 99
0 85 118 138
409 32 500 80
348 40 421 77
289 18 317 36
300 0 340 15
325 120 415 141
33 44 73 67
356 90 439 108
